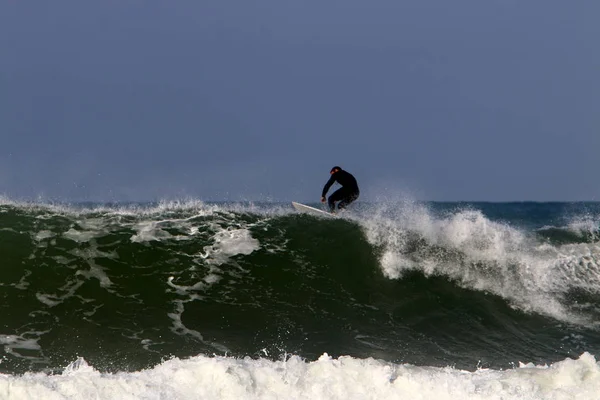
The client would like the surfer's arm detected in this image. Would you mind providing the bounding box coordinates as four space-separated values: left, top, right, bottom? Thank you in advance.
322 176 335 198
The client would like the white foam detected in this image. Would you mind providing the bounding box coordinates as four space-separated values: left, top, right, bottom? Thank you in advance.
62 228 99 243
0 335 41 351
164 234 246 353
67 245 116 288
161 226 259 354
35 293 62 307
202 228 260 266
0 353 598 399
130 221 175 243
214 228 260 256
36 280 85 307
166 298 229 353
0 333 44 361
76 263 113 288
33 230 54 241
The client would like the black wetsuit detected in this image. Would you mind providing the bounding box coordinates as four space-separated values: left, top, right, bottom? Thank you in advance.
322 169 360 212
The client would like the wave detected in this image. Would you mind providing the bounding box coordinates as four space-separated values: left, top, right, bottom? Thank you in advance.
2 199 600 376
537 221 600 245
3 199 600 326
359 201 600 326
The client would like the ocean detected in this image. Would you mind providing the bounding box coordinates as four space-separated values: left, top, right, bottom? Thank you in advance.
1 198 600 399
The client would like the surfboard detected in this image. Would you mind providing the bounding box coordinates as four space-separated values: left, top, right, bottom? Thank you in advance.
291 202 336 218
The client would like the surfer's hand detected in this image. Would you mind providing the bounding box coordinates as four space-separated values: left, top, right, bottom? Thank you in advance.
321 197 326 203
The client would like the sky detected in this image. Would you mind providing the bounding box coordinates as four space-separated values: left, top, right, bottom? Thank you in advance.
1 0 598 202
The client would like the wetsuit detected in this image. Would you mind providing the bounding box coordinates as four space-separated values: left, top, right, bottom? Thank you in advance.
322 169 360 213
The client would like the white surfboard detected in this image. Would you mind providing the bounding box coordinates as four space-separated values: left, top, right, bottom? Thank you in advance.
291 202 336 218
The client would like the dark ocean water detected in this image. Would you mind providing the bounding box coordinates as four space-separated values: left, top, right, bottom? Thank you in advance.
1 199 600 399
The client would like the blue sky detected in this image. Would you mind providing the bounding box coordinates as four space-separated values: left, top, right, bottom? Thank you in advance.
1 1 598 202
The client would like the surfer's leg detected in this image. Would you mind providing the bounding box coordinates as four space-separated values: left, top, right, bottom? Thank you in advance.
327 198 335 213
328 188 346 213
337 190 359 210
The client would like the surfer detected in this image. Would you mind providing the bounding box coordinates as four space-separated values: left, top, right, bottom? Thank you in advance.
321 166 360 213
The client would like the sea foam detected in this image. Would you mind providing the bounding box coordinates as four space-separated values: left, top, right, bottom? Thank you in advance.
0 353 598 400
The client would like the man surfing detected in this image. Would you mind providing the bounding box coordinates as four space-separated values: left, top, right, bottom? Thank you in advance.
321 166 360 213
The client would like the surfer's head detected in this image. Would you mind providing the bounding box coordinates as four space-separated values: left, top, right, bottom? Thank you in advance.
330 166 341 174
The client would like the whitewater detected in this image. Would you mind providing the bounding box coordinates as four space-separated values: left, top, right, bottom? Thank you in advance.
1 353 600 400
